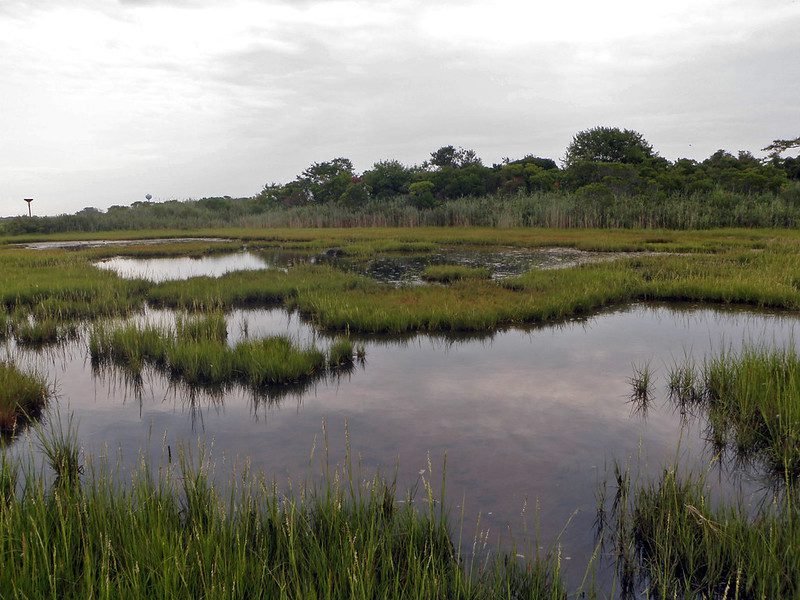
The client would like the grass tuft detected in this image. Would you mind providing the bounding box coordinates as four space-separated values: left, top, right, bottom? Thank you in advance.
0 361 49 434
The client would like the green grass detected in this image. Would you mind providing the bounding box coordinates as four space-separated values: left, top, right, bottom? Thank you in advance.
174 311 227 342
6 228 800 335
11 317 79 347
0 361 49 434
667 344 800 481
421 265 491 283
0 425 568 599
89 321 353 391
609 467 800 599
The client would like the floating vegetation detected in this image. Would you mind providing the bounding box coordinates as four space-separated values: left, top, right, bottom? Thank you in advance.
89 320 357 392
0 361 49 434
421 265 491 284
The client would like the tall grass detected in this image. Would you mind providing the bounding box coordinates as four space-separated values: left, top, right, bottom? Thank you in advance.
607 466 800 599
667 344 800 481
0 424 568 599
0 361 49 434
4 186 800 233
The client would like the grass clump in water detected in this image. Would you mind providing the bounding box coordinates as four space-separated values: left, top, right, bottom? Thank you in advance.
11 317 79 347
608 466 800 599
421 264 491 283
90 320 347 391
0 361 49 434
0 424 568 599
175 311 227 342
667 344 800 480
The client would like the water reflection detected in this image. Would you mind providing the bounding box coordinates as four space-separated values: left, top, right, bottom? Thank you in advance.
5 302 800 590
94 251 274 282
92 246 632 286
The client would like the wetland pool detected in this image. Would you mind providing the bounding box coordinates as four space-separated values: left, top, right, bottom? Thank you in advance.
93 246 638 284
5 302 798 589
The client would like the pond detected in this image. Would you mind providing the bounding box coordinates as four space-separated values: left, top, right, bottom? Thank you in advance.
94 251 276 282
6 302 797 589
93 246 640 284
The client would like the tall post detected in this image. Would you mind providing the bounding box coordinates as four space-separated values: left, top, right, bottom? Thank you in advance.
24 198 33 217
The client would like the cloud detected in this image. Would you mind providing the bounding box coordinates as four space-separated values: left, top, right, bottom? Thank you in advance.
0 0 798 215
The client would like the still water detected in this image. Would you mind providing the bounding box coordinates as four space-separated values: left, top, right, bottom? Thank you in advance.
93 247 635 285
94 252 274 282
6 303 797 588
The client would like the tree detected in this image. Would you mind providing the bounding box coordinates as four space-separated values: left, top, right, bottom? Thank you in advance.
762 136 800 157
428 145 482 169
564 126 656 167
362 160 414 199
299 158 355 204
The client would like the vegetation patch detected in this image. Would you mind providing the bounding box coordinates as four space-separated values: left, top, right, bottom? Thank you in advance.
607 467 800 599
421 265 491 283
0 362 49 434
666 345 800 481
89 317 356 391
11 317 79 347
0 429 567 599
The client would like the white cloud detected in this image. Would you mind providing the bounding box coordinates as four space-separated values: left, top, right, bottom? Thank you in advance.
0 0 798 215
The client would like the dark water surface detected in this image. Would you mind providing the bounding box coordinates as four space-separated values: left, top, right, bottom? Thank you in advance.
6 303 798 589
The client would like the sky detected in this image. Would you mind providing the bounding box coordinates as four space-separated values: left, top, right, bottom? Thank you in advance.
1 0 798 217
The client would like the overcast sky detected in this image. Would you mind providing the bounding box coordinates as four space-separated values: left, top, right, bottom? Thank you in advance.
1 0 798 216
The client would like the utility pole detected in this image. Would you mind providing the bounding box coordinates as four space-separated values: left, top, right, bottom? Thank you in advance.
24 198 33 217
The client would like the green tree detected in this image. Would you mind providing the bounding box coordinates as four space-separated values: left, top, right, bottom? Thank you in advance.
299 158 355 204
428 146 482 169
564 126 656 167
362 160 414 199
408 181 436 208
762 136 800 157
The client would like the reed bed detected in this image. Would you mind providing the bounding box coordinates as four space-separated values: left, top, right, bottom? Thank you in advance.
0 425 567 599
0 361 49 434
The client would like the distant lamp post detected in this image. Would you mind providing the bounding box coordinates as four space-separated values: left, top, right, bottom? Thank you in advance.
24 198 33 217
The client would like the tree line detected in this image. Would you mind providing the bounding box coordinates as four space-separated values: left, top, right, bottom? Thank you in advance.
2 127 799 234
254 127 798 209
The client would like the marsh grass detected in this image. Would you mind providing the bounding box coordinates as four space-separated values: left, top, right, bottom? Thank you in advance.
628 361 654 413
421 264 492 283
175 311 227 342
90 321 350 391
0 422 568 599
0 361 49 434
608 466 800 599
7 228 800 335
667 345 800 481
11 317 79 347
327 337 355 368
